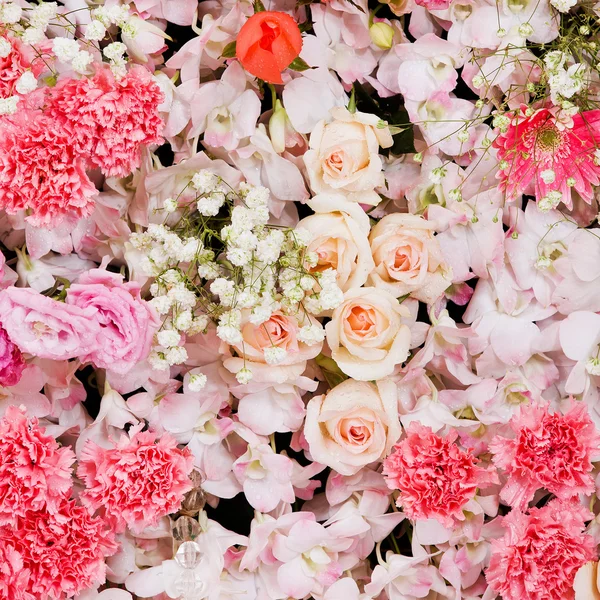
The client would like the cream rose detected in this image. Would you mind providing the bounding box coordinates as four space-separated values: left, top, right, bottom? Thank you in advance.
223 311 322 384
299 194 374 293
368 213 452 304
325 287 411 381
574 561 600 599
305 378 401 476
304 107 393 207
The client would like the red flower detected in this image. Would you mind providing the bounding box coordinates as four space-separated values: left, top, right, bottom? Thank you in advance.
236 11 302 84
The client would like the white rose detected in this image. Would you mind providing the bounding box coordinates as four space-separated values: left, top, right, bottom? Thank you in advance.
325 287 411 381
305 378 401 476
368 213 451 303
304 107 393 207
299 194 374 294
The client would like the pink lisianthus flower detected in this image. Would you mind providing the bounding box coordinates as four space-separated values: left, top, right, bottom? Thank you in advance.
486 500 596 600
46 64 164 178
0 286 100 361
0 325 25 387
0 405 75 526
0 113 97 228
0 500 118 600
78 427 194 533
494 106 600 209
66 269 160 374
489 401 600 510
382 423 498 527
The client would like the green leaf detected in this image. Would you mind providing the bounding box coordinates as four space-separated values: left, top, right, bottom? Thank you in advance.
220 41 237 59
254 0 266 12
288 56 312 72
315 354 349 390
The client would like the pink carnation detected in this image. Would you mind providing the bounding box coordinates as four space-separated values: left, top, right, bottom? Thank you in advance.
0 287 100 361
0 112 97 228
78 427 194 533
489 401 600 510
494 106 600 209
383 423 498 527
46 64 164 177
0 35 44 99
0 325 25 387
0 541 34 600
0 500 117 600
486 500 596 600
66 269 160 374
0 405 75 526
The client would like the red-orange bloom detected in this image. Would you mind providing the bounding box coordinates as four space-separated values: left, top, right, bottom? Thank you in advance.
236 11 303 84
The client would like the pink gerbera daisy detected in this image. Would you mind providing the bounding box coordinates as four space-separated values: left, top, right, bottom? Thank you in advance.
490 400 600 510
494 105 600 209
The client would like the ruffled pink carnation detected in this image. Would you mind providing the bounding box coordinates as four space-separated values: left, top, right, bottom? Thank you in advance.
0 500 117 600
0 112 97 228
494 106 600 209
0 405 75 526
490 401 600 510
0 35 44 99
486 500 596 600
0 541 34 600
78 427 194 533
0 325 25 387
46 64 164 177
383 423 498 527
66 269 160 374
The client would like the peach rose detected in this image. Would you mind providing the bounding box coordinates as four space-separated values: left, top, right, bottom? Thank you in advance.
304 107 393 207
325 287 411 381
223 310 322 384
305 378 401 476
368 213 452 304
574 561 600 600
299 194 374 294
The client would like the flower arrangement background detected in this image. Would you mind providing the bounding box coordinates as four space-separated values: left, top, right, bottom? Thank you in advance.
3 0 600 599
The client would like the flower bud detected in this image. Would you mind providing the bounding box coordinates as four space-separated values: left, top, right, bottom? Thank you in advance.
369 21 394 49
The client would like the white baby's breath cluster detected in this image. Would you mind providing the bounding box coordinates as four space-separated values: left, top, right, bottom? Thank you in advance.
544 51 588 104
130 171 342 381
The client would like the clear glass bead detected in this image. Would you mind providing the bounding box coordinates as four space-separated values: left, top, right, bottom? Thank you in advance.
180 488 206 515
174 568 207 599
173 516 201 542
175 541 202 570
189 469 205 488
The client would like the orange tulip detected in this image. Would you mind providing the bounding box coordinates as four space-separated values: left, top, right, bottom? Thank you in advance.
236 11 303 84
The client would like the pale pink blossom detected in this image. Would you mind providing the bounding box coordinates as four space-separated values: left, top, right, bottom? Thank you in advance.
233 443 295 512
